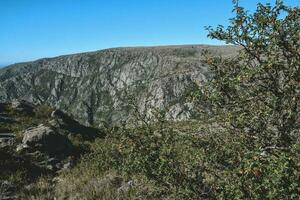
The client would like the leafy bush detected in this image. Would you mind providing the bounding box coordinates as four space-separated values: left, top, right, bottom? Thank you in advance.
199 131 300 199
199 0 300 198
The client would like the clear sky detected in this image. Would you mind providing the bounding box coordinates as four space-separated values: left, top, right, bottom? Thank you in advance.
0 0 299 65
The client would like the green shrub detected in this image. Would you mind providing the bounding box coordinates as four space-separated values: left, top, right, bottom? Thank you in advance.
199 0 300 199
199 131 300 199
55 122 210 199
107 126 208 199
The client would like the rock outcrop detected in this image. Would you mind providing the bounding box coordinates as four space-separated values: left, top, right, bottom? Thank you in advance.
0 45 239 126
0 180 16 200
0 100 104 199
0 100 100 172
21 124 73 156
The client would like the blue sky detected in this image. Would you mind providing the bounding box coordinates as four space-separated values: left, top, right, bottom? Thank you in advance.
0 0 299 65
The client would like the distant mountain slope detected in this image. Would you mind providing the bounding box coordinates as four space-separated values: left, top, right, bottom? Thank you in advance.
0 45 239 126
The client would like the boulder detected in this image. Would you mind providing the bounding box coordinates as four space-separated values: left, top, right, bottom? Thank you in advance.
0 138 14 149
22 124 73 156
0 133 15 149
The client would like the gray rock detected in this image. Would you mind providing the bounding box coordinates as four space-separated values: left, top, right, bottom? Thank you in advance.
62 162 72 169
0 138 14 149
15 144 29 152
118 180 134 193
0 180 16 200
0 133 15 149
22 124 73 156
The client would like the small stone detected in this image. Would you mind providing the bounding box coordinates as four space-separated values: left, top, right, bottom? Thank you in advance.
118 180 134 193
16 144 29 152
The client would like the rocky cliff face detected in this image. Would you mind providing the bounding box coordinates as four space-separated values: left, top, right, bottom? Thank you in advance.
0 45 238 126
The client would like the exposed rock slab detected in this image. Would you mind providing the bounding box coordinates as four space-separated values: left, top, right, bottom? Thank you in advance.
21 124 73 156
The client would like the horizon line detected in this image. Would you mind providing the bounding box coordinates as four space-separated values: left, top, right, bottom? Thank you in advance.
1 43 231 67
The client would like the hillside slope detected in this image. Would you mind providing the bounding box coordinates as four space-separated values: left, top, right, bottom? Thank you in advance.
0 45 238 126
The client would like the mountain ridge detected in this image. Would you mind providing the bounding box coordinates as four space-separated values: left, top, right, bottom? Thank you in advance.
0 44 239 127
0 44 235 68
